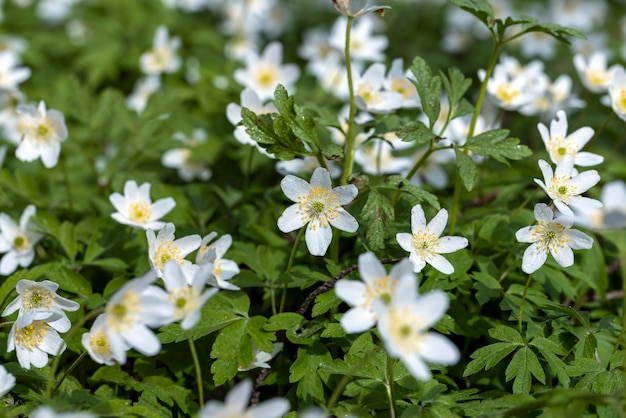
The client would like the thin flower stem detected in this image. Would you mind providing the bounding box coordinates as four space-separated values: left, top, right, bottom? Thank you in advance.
590 112 615 144
52 351 87 394
386 354 397 418
188 336 204 406
279 228 305 314
518 274 533 336
59 153 74 214
326 373 352 411
45 306 105 399
340 16 356 186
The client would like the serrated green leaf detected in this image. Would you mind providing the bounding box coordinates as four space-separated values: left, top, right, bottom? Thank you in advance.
516 17 585 45
464 342 518 376
396 120 437 145
140 376 192 414
464 129 532 164
359 190 394 251
530 337 570 387
272 84 320 151
265 312 305 332
312 290 341 317
409 56 442 128
440 67 473 120
290 341 332 403
210 320 250 386
505 347 534 393
246 316 275 353
471 271 502 305
448 0 495 29
455 149 477 191
380 175 440 209
489 325 524 344
322 143 344 160
321 322 346 338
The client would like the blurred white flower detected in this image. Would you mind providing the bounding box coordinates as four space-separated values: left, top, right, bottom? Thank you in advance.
238 341 283 371
162 129 212 181
109 180 176 230
199 379 289 418
31 406 95 418
140 25 181 76
196 232 240 290
82 313 119 365
15 101 68 168
0 51 30 91
0 205 42 275
329 16 387 63
126 76 162 114
573 52 621 94
0 365 15 396
147 222 201 280
384 58 420 108
574 180 626 230
608 67 626 122
354 62 404 113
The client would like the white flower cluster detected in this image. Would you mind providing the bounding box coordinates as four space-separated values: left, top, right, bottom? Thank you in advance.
2 280 79 369
0 205 42 276
516 111 601 274
336 252 459 381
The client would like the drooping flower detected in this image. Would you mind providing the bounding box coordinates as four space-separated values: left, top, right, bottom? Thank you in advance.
161 260 219 330
335 252 415 333
238 341 284 371
374 271 459 381
0 364 16 397
7 319 66 369
534 154 602 217
2 279 80 332
199 379 290 418
332 0 390 18
109 180 176 230
81 313 119 366
15 101 68 168
277 167 358 256
196 232 240 290
140 25 181 76
396 205 469 274
537 110 603 167
102 272 174 364
0 205 43 275
516 203 593 274
146 222 201 280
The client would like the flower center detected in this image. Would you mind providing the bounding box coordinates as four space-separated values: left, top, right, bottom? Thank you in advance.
386 307 425 353
548 176 578 203
297 186 340 230
106 290 141 332
128 201 153 224
616 87 626 112
23 286 53 310
13 234 29 252
363 275 395 308
152 47 173 70
90 329 112 357
495 83 519 105
255 66 277 88
391 79 414 99
154 242 183 270
213 259 223 280
531 220 570 253
15 320 48 349
547 135 575 162
586 68 608 86
168 287 199 320
412 229 439 260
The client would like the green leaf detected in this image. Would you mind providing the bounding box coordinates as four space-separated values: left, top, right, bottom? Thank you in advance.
140 376 192 415
455 149 477 191
272 84 320 152
530 337 570 387
409 56 442 128
396 120 437 146
289 341 333 403
440 67 473 120
58 221 77 261
447 0 495 29
321 143 344 160
505 347 544 394
489 325 524 344
464 129 532 164
464 342 518 376
312 290 342 317
210 320 250 386
246 316 276 353
516 17 585 45
359 190 394 251
471 271 502 305
379 175 440 210
56 265 92 295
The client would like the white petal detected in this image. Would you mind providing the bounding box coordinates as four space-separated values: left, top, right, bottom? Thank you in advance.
551 245 574 268
437 236 468 253
427 254 454 275
555 154 575 178
427 208 448 237
328 209 358 232
537 159 553 182
335 279 367 306
533 203 553 222
408 252 426 273
567 229 593 249
280 175 311 202
175 235 202 255
225 379 252 412
124 325 161 356
340 307 376 333
400 353 431 381
277 204 305 233
310 167 332 190
357 252 386 285
305 222 332 256
396 233 413 252
521 244 547 274
515 226 536 243
413 290 449 328
419 332 460 365
150 197 176 220
410 204 426 233
248 398 290 418
570 170 600 193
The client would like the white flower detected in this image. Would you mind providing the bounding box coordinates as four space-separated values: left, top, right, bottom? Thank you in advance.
335 252 415 333
31 406 95 418
0 51 30 91
0 205 42 275
0 145 5 168
233 42 300 101
329 16 388 63
537 110 603 167
480 62 544 111
140 25 181 75
103 272 174 364
354 139 412 175
354 62 404 113
161 129 212 181
109 180 176 230
608 67 626 122
332 0 390 18
15 101 68 168
534 154 602 217
516 203 593 274
396 205 469 274
238 342 284 371
375 273 459 381
277 167 358 256
126 75 162 114
199 379 290 418
196 232 240 290
161 260 219 330
0 364 16 396
81 313 119 365
7 319 66 369
573 52 621 93
384 58 420 109
574 180 626 230
147 222 201 280
2 279 80 332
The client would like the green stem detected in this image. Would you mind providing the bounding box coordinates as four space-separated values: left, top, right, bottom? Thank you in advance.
59 153 74 214
188 336 204 406
52 351 87 394
326 373 351 411
340 16 356 185
518 274 533 336
45 307 105 399
386 354 397 418
590 112 615 144
279 227 305 314
243 145 255 200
